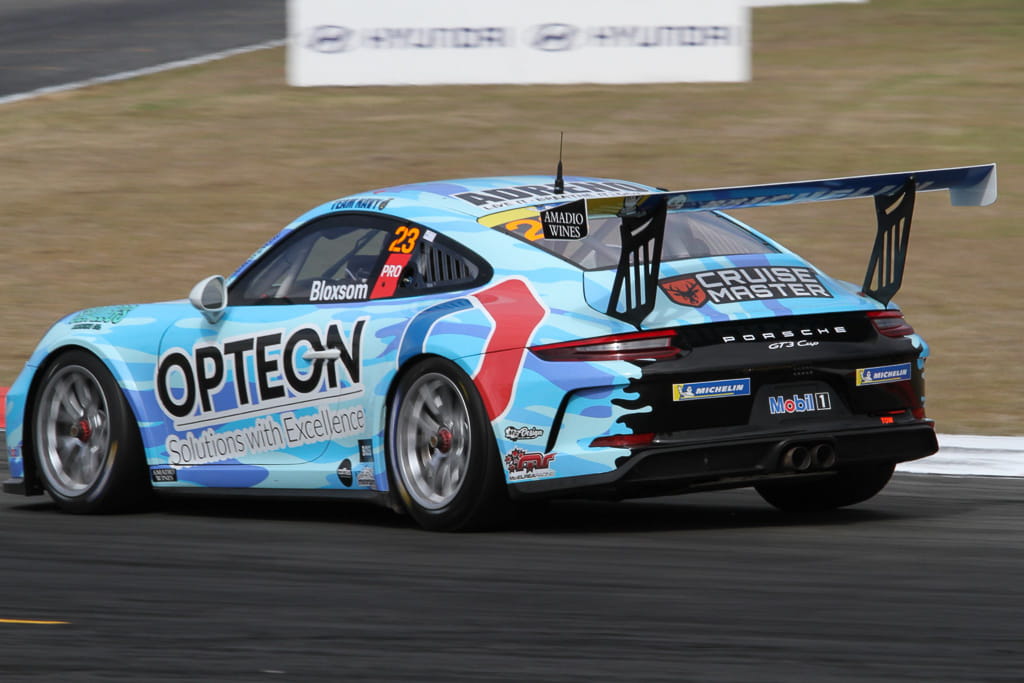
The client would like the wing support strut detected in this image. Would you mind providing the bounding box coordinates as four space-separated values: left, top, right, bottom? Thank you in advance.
863 177 915 306
605 196 667 328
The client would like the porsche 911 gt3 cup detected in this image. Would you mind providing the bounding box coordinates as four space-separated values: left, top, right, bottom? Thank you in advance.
2 163 997 529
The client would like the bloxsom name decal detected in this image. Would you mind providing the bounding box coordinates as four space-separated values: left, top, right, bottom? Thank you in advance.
156 319 366 430
660 266 832 307
309 280 370 302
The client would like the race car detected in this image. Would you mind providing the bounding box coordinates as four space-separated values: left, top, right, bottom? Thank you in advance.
2 163 997 530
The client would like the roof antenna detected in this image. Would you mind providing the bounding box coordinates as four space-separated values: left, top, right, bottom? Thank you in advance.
554 132 565 195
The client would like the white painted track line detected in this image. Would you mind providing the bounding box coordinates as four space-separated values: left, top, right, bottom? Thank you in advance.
0 39 285 106
898 434 1024 477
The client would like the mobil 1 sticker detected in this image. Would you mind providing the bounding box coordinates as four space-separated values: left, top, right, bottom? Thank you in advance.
540 199 588 240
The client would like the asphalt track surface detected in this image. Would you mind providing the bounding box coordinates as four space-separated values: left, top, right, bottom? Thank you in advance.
5 4 1024 682
0 0 284 98
2 460 1023 682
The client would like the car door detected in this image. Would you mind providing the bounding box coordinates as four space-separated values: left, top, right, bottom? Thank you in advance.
155 213 412 467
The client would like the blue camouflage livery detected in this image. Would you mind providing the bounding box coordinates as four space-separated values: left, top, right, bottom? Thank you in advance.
3 166 996 528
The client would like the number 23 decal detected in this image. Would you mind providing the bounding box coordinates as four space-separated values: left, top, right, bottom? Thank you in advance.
388 225 420 254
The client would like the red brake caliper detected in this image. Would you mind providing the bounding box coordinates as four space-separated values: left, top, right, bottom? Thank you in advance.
431 427 453 453
71 419 92 443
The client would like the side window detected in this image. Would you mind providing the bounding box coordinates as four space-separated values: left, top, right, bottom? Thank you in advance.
230 214 388 305
393 230 489 297
229 214 491 306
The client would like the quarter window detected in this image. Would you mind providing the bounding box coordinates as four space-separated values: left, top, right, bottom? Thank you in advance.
230 214 490 306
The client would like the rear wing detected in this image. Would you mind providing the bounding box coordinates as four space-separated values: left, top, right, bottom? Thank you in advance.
545 164 996 327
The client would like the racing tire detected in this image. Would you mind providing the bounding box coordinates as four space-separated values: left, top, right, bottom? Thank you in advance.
387 357 509 531
754 462 896 513
31 349 151 513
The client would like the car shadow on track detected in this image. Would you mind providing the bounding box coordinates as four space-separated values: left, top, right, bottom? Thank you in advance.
510 496 900 534
5 493 906 534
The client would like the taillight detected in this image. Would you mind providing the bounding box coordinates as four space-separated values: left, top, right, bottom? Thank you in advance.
531 330 683 362
867 310 915 338
590 433 655 449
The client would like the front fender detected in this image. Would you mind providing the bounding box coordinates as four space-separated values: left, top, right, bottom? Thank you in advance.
13 303 187 473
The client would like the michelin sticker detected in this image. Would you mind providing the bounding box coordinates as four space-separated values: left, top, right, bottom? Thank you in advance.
856 363 911 386
673 378 751 401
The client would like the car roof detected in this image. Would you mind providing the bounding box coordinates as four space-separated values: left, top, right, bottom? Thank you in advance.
229 175 662 284
335 175 661 219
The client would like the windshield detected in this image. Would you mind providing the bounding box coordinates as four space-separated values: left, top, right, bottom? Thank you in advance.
493 209 777 271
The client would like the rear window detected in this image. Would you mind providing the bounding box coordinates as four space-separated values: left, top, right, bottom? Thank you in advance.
495 210 776 271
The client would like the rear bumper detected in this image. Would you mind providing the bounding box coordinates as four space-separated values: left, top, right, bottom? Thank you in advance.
2 477 28 495
508 422 937 500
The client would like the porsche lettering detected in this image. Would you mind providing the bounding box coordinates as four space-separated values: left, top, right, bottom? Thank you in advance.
722 326 847 343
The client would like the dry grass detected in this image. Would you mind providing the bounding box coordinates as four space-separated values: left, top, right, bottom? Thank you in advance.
0 0 1021 433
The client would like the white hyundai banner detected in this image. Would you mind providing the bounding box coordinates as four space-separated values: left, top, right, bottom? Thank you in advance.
288 0 750 86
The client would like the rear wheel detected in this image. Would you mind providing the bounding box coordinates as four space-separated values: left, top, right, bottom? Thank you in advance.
32 349 150 513
755 462 895 513
387 358 508 531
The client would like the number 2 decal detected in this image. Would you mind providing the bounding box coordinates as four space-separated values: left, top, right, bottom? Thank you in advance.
388 225 421 254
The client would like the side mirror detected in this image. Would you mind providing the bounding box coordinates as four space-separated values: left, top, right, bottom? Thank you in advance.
189 275 227 324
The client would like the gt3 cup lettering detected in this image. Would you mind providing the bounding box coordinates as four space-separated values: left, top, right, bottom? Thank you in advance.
156 320 365 426
768 340 820 350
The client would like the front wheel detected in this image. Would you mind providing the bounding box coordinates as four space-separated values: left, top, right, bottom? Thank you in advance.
32 349 150 513
387 358 508 531
755 462 896 513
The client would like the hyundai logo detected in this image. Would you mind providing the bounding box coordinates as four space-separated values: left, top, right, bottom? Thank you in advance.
531 23 579 52
307 25 354 53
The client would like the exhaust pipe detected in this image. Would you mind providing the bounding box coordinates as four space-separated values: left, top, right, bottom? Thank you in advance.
782 446 812 472
811 443 837 469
